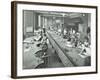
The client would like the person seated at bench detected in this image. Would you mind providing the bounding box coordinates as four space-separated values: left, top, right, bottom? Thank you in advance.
35 33 48 68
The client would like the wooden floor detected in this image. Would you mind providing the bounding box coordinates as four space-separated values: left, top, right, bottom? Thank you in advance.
36 41 65 69
45 42 64 68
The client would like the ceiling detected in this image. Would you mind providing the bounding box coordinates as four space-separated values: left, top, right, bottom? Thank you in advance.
34 10 86 18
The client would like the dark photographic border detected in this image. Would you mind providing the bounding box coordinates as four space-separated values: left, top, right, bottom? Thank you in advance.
11 1 98 79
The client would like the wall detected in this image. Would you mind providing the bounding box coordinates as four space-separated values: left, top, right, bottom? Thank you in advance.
23 11 40 38
24 10 34 35
0 0 100 80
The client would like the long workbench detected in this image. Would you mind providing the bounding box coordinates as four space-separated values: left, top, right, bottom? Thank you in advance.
23 37 44 69
46 31 91 67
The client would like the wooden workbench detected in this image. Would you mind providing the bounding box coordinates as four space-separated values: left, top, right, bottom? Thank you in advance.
46 31 91 67
23 38 44 69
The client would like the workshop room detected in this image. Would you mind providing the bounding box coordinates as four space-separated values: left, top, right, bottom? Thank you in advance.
23 10 91 69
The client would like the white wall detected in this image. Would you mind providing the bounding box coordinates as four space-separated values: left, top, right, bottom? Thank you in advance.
0 0 100 80
24 11 34 35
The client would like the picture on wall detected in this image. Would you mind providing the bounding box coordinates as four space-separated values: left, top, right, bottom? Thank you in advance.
11 1 98 78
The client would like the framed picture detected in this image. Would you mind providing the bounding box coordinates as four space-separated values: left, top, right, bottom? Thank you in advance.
11 1 98 78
